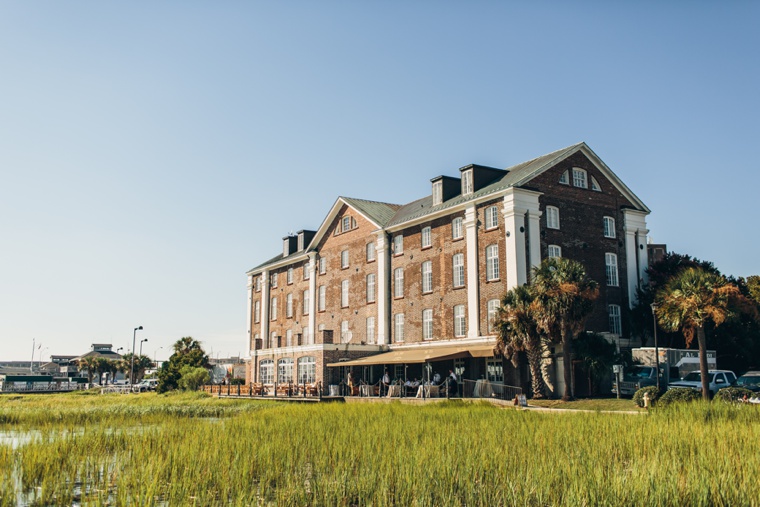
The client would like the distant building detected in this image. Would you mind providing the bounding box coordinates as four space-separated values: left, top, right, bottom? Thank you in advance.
647 243 668 266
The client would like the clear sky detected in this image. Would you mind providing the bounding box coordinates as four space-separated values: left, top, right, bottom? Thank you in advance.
1 2 758 362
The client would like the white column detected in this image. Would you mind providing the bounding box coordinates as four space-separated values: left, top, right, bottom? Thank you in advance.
376 232 390 345
260 269 270 344
503 188 542 289
247 275 253 352
623 210 649 308
464 205 480 339
308 253 317 341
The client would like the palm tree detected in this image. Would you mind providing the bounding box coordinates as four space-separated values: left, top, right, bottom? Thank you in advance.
655 267 755 400
133 355 154 382
532 258 599 401
494 284 548 398
94 357 111 385
76 356 98 384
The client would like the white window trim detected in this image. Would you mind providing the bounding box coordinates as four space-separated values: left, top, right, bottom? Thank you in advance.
452 217 464 240
393 235 403 255
572 167 588 189
603 216 616 239
485 244 499 281
303 290 309 316
454 305 466 337
341 279 349 307
421 226 432 249
609 304 622 335
422 309 433 340
548 244 562 259
559 170 569 185
341 250 349 269
395 313 405 342
453 253 465 288
318 285 326 312
366 242 375 262
366 273 376 303
286 293 293 318
487 299 500 334
485 206 498 230
421 261 433 293
394 268 404 298
605 253 619 287
546 206 560 230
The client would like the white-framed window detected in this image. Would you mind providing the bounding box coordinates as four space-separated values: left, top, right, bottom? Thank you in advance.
572 168 588 189
341 320 350 343
421 226 432 248
366 317 375 344
271 297 278 320
591 176 602 191
318 285 326 311
259 359 274 384
452 217 464 240
395 313 405 342
270 272 278 288
485 206 499 229
608 305 622 335
394 268 404 298
432 181 443 206
393 234 403 255
278 358 293 384
270 331 278 349
487 299 500 334
302 326 311 345
286 329 293 347
287 268 293 284
341 250 349 269
366 273 376 303
297 356 316 384
254 300 260 323
454 305 466 337
255 276 262 292
366 242 375 262
421 261 433 293
485 244 499 281
319 256 326 275
303 262 310 280
605 253 619 287
486 356 504 382
422 309 433 340
548 244 562 259
302 290 309 315
286 293 293 318
342 216 351 233
603 216 616 238
546 206 560 230
453 253 465 288
341 280 349 307
462 170 473 195
559 170 569 185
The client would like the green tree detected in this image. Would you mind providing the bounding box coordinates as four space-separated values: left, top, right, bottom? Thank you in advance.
177 365 210 391
573 332 620 396
747 276 760 305
94 357 112 385
655 267 755 400
76 356 98 384
494 284 548 398
532 258 599 401
157 337 210 393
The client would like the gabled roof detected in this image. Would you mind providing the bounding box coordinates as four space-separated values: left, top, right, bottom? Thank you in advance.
340 197 402 227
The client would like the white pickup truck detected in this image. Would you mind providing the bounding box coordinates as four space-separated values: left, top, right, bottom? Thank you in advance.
668 370 736 396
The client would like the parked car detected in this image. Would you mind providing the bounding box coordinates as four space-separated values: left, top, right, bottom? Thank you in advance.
136 379 158 392
735 371 760 392
668 370 736 397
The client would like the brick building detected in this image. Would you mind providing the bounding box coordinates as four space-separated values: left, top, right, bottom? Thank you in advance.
246 143 650 395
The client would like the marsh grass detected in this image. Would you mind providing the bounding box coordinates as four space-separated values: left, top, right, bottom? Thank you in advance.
1 394 759 506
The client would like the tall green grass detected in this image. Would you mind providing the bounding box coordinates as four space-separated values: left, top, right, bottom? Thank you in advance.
2 394 759 506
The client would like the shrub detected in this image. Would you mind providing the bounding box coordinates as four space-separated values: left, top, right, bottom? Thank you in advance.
659 387 702 406
230 378 246 385
633 386 663 407
715 387 755 403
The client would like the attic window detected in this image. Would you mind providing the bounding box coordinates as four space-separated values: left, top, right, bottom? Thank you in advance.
591 176 602 191
559 170 569 185
462 170 473 195
572 168 588 189
342 216 351 232
432 181 443 206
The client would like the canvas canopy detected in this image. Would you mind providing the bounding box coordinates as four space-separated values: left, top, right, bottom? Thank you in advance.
326 344 496 367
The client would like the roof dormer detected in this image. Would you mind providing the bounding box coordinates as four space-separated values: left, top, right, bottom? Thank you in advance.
297 230 316 251
430 175 461 206
459 164 506 195
282 235 298 257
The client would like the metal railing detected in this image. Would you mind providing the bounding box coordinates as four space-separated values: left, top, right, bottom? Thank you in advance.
461 379 522 401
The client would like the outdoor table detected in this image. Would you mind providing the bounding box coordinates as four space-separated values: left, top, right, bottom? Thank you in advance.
359 384 373 397
416 385 440 398
387 384 402 397
473 379 493 398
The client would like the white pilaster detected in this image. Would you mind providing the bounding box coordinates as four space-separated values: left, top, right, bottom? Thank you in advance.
464 205 480 339
247 275 253 347
503 188 543 289
376 232 390 345
308 253 317 340
623 210 649 308
260 269 270 343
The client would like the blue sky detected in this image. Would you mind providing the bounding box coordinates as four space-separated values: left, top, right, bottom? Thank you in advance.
1 2 758 361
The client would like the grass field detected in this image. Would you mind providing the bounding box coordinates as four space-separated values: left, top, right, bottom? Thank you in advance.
1 391 758 506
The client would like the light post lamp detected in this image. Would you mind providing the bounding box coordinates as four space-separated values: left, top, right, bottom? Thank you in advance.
131 326 143 385
651 303 660 391
139 338 148 357
154 347 163 372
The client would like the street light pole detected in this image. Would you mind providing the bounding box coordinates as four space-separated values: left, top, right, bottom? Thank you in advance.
131 326 143 385
651 304 660 391
139 338 148 357
154 347 163 372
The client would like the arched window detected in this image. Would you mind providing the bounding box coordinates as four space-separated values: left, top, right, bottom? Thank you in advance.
277 358 293 384
297 356 316 384
259 359 274 384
